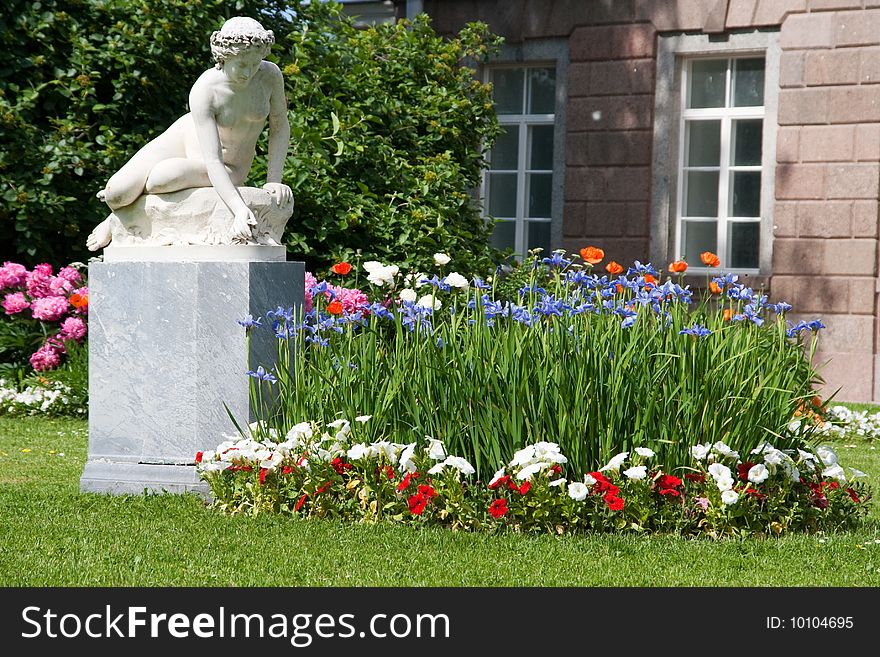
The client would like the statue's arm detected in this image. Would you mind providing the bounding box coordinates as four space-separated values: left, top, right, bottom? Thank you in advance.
264 62 292 203
189 79 254 235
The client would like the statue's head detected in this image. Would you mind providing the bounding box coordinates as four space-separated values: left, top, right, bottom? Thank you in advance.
210 17 275 69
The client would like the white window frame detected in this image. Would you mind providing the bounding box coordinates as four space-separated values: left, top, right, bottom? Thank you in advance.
483 64 556 257
650 31 780 276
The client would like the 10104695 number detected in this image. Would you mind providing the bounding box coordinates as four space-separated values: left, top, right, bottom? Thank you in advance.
766 617 853 630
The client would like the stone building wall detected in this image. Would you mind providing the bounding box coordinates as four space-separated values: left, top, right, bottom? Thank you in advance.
424 0 880 401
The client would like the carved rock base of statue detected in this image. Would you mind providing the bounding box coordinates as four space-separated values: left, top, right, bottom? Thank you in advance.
105 186 293 248
80 257 304 495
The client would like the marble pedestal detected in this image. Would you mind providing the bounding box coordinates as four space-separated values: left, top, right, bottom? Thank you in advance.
80 253 303 495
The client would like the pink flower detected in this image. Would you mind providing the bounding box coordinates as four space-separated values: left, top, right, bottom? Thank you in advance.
29 341 64 371
0 262 28 290
59 316 87 341
57 267 82 285
26 264 54 298
304 271 318 311
326 284 369 315
48 276 74 296
694 497 710 510
31 295 69 321
2 292 30 315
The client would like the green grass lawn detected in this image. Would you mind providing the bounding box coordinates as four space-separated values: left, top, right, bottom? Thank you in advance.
1 416 879 586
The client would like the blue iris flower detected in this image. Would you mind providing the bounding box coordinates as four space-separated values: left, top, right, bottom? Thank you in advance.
808 319 825 331
768 302 792 314
246 366 277 383
679 324 712 338
472 277 492 290
542 252 572 269
627 261 658 277
237 314 262 329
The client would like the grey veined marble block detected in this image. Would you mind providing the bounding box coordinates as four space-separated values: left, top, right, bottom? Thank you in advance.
81 256 303 495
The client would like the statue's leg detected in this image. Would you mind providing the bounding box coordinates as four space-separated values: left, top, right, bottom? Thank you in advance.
102 140 181 210
143 158 212 194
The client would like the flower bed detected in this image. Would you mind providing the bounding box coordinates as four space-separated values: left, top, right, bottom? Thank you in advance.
198 418 871 537
799 405 880 442
0 377 84 417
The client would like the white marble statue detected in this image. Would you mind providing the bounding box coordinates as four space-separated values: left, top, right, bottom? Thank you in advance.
87 17 293 250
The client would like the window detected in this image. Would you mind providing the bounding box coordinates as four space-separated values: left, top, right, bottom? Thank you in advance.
484 66 557 257
650 31 779 275
677 57 765 271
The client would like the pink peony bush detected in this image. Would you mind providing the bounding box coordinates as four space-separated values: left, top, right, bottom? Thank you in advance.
1 261 88 372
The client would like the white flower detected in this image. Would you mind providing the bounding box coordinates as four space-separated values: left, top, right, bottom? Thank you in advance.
363 260 384 273
599 451 629 472
347 443 370 460
635 447 655 458
399 288 417 303
398 443 417 473
417 294 442 311
691 444 711 461
443 272 469 290
516 462 551 481
623 465 647 480
708 463 731 481
426 437 447 460
822 464 847 483
355 415 372 423
549 478 566 487
286 421 313 443
488 467 507 487
816 446 838 467
433 252 451 266
797 449 819 463
721 489 739 505
716 476 735 492
763 449 785 468
712 441 739 460
747 463 769 484
510 446 537 468
849 468 868 479
444 456 475 476
583 474 597 487
373 441 401 464
427 462 444 475
568 482 589 501
365 263 399 287
327 418 349 429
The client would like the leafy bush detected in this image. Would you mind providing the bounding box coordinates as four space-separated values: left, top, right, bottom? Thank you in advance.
198 419 871 537
241 251 826 478
2 1 502 275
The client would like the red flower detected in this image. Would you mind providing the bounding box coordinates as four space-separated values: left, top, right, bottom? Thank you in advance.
827 481 840 490
684 473 706 483
331 457 352 474
408 493 428 515
259 468 268 486
295 493 308 511
489 498 508 519
417 484 436 499
658 474 682 489
846 488 861 503
397 472 413 493
551 464 562 475
488 475 510 490
812 493 829 509
282 465 295 476
241 465 253 472
643 274 657 287
331 262 352 276
744 487 767 500
700 251 721 268
668 260 688 273
518 481 532 495
737 462 755 482
604 494 625 511
385 465 395 480
297 455 308 467
659 488 680 497
69 292 88 310
606 261 624 275
195 451 203 464
327 300 344 315
315 481 331 495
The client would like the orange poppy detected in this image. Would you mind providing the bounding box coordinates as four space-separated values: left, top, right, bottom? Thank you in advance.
70 293 88 309
615 284 624 294
811 395 822 408
330 262 352 276
605 261 623 275
580 246 605 265
668 260 688 273
700 251 720 268
723 308 732 322
327 301 344 315
644 274 657 287
709 281 722 295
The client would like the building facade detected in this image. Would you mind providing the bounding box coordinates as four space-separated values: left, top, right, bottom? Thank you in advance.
416 0 880 402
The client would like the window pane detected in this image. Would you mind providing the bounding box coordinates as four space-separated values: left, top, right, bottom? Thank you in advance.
730 222 760 268
529 125 554 170
733 58 765 107
684 171 719 217
490 126 519 170
688 59 727 109
527 173 552 218
683 221 718 264
732 119 763 166
492 69 524 115
686 120 721 167
528 67 556 114
490 220 516 250
487 173 517 217
527 220 551 253
730 171 761 217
